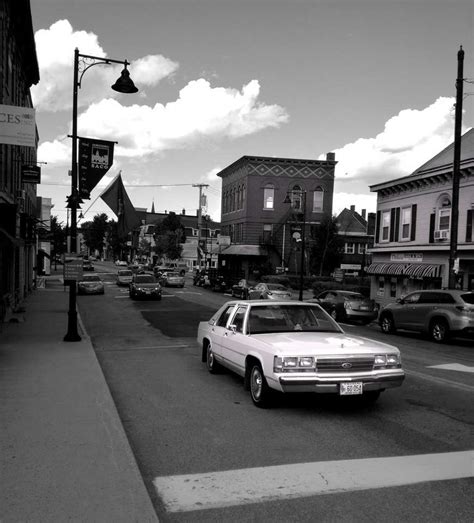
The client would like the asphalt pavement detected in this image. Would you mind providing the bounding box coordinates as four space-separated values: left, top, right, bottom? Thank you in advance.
0 270 158 522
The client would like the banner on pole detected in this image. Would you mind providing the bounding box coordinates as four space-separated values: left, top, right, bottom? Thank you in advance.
78 137 115 199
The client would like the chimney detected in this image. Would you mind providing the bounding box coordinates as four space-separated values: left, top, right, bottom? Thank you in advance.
182 208 185 215
326 152 335 162
350 205 355 212
362 209 366 220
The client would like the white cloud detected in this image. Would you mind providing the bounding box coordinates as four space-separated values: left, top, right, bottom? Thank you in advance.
31 20 178 112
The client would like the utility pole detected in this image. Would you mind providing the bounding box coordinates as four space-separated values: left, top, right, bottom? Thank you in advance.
448 45 464 289
193 184 209 269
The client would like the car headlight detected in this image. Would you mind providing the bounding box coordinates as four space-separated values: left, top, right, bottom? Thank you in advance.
374 353 401 368
274 356 316 372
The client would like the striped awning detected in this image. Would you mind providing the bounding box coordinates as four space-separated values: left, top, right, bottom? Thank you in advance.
366 263 441 278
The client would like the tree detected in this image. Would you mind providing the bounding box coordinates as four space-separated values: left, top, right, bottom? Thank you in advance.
309 215 343 276
80 213 109 256
50 215 67 257
153 212 185 260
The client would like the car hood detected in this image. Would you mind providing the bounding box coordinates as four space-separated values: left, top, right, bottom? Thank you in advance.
253 332 399 355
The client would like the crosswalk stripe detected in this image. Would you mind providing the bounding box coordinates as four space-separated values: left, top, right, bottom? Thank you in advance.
153 450 474 513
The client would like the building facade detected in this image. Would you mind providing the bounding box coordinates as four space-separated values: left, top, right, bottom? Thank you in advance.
335 206 375 276
216 154 336 279
0 0 40 316
368 129 474 307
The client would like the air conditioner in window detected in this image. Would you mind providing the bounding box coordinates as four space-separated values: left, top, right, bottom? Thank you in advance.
434 230 449 240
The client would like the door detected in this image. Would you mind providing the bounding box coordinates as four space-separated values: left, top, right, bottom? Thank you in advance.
209 304 236 360
395 292 421 330
220 305 249 375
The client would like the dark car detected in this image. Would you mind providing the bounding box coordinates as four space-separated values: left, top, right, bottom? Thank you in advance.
379 289 474 343
129 273 162 300
82 260 94 271
231 279 251 299
310 290 379 325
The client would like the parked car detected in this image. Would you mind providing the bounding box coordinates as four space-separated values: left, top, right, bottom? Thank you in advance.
155 261 188 276
231 279 251 299
249 282 292 300
116 269 133 286
159 271 185 288
129 273 162 300
82 260 94 271
197 301 404 408
309 290 379 324
77 274 104 295
379 289 474 343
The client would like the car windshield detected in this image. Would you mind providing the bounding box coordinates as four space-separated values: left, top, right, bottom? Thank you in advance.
247 304 341 334
83 275 100 282
167 272 180 278
267 284 288 291
135 275 155 283
118 270 132 276
461 293 474 304
341 292 365 300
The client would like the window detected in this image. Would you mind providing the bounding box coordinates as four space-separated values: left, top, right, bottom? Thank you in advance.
390 278 397 298
263 185 274 209
312 187 324 212
291 185 303 211
438 208 451 231
217 305 235 327
358 243 366 254
377 278 385 297
263 224 272 243
344 242 355 254
401 207 412 240
231 306 247 333
381 210 390 242
404 292 420 304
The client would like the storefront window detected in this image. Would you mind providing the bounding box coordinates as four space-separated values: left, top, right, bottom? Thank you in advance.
377 277 385 297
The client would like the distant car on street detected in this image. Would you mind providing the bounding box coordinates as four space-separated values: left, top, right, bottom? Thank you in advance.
82 260 94 271
129 273 162 300
116 269 133 286
159 271 185 288
248 282 292 301
231 279 251 299
379 289 474 343
115 260 128 266
197 301 404 407
77 274 104 295
308 290 378 325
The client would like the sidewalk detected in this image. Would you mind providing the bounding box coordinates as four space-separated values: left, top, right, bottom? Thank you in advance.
0 273 158 522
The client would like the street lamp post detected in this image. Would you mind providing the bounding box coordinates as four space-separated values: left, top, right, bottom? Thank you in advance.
64 48 138 342
284 189 307 301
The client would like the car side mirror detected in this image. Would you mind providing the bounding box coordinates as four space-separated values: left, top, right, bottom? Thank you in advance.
229 324 237 333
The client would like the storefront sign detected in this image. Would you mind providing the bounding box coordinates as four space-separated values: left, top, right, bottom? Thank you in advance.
0 104 36 147
341 263 361 270
390 253 423 263
21 164 41 184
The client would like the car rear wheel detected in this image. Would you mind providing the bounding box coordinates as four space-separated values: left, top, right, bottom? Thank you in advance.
206 342 221 374
249 363 272 408
380 313 396 334
429 319 450 343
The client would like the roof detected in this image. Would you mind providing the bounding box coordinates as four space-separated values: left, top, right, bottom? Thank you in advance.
336 208 367 234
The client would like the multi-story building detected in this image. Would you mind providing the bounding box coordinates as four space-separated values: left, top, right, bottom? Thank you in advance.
368 128 474 307
0 0 40 315
335 206 375 276
216 154 336 279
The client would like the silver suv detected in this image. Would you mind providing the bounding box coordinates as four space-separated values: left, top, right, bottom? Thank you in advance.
379 290 474 343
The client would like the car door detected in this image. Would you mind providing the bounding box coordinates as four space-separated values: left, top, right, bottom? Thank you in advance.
395 292 421 330
209 304 236 361
220 305 249 375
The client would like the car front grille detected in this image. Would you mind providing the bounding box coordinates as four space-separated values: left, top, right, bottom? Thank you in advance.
316 357 374 373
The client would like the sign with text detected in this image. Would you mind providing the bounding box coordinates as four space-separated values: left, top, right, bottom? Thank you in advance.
21 164 41 184
0 104 36 147
63 257 83 282
390 253 423 263
78 137 115 199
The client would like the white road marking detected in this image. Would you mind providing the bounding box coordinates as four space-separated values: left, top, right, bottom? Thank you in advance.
428 363 474 374
153 450 474 513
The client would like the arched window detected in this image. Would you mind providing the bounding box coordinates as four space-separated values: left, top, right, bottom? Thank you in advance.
436 194 451 231
312 186 324 212
263 184 274 210
242 185 246 209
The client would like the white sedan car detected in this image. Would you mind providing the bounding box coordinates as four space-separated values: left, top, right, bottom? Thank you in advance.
197 301 404 408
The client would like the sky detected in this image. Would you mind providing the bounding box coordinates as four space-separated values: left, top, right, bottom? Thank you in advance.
30 0 474 226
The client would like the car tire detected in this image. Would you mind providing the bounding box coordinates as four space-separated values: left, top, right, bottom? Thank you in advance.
249 363 273 408
380 313 396 334
429 318 450 343
206 342 221 374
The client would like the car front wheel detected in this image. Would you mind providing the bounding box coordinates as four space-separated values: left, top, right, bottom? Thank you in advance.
430 319 450 343
249 363 272 408
380 313 396 334
206 343 221 374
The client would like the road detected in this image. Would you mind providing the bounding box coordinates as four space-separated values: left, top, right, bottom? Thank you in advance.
78 261 474 522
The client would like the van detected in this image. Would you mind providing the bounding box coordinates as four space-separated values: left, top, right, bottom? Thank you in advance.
155 261 188 276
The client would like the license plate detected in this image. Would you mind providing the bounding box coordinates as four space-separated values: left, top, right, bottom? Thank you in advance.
340 382 363 395
359 306 369 310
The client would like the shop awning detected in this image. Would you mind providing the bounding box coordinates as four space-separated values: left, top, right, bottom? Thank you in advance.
220 245 267 256
366 263 405 275
366 262 442 278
